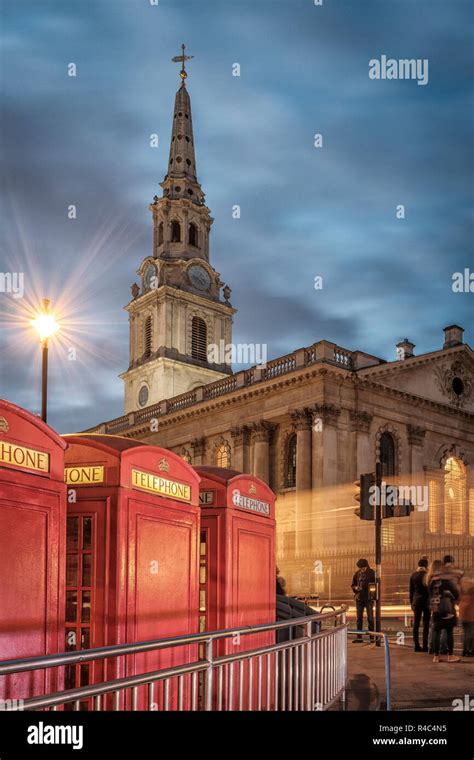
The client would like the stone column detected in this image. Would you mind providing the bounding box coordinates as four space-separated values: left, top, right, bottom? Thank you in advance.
350 410 373 478
251 422 275 484
231 426 250 473
190 437 206 466
291 408 313 554
310 404 341 557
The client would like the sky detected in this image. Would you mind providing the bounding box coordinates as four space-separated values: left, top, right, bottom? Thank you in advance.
0 0 472 432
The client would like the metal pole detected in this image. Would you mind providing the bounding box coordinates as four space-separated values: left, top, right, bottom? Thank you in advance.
375 461 382 646
41 339 48 423
383 633 392 711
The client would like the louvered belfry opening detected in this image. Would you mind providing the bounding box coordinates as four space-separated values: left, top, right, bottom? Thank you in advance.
191 317 207 362
143 316 153 358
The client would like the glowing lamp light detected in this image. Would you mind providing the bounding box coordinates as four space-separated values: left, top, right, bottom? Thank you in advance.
31 300 59 343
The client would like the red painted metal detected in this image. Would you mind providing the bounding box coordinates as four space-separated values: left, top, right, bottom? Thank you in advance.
195 467 276 707
63 435 201 709
0 399 67 703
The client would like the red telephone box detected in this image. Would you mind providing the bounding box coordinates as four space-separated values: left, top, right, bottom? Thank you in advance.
62 434 201 709
196 468 275 630
0 399 66 703
196 467 276 708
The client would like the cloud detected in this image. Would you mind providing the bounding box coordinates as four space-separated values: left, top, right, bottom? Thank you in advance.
0 0 472 432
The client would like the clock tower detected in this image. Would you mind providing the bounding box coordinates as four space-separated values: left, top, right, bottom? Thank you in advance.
121 47 235 414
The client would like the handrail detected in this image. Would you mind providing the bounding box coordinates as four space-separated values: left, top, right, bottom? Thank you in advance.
0 607 347 675
0 608 348 712
348 629 392 711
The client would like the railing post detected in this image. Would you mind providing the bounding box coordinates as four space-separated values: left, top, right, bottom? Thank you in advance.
305 621 312 710
204 637 213 711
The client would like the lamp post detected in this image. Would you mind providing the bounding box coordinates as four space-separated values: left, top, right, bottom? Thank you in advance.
31 299 59 423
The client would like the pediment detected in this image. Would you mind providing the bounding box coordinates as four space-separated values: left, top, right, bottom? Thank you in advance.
358 345 474 411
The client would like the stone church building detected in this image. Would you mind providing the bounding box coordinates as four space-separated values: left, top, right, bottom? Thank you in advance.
88 66 474 602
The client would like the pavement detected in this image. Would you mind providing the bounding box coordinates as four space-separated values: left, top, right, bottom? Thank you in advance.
346 638 474 711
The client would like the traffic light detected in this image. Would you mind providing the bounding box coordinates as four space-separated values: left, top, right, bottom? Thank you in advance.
382 487 415 518
395 499 415 518
354 472 375 520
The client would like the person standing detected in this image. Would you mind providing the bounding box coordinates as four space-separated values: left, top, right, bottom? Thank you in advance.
351 559 376 643
438 554 464 653
427 559 460 663
409 558 430 652
459 574 474 657
276 566 287 596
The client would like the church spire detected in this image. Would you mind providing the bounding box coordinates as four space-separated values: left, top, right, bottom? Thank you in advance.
161 44 203 204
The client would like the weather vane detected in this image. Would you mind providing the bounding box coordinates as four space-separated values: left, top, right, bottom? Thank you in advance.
172 44 194 85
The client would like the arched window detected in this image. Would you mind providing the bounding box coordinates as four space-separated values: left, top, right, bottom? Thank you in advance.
469 488 474 537
189 222 198 247
444 457 466 534
158 222 163 246
379 432 395 477
171 220 181 243
216 442 231 468
285 434 297 488
143 315 152 358
191 317 207 362
428 478 441 533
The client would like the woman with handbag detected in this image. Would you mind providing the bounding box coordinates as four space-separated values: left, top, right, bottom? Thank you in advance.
426 559 460 663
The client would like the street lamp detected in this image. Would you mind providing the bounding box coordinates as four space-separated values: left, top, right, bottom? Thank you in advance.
31 299 59 423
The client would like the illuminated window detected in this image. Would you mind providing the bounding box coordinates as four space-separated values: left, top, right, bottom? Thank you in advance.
285 434 297 488
215 442 231 468
143 316 152 358
469 489 474 536
181 449 192 464
191 317 207 361
428 479 441 533
382 523 395 545
444 457 466 535
380 432 396 477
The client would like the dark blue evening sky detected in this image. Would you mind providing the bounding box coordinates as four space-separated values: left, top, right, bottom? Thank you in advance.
0 0 472 432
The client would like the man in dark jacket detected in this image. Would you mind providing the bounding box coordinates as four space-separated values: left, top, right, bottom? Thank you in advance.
409 558 430 651
351 559 376 643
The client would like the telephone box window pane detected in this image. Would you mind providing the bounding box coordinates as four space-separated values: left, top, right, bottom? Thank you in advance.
65 629 76 651
199 615 206 632
199 589 206 612
199 564 206 585
66 591 78 623
82 553 92 587
65 665 76 690
67 517 79 552
81 591 91 623
66 554 78 587
200 531 206 555
82 518 92 550
81 629 90 650
80 664 89 687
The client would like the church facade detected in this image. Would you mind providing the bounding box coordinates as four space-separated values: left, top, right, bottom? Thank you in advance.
87 66 474 602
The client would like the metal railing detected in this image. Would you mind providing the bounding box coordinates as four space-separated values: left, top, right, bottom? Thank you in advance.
348 630 392 711
0 608 347 712
86 339 363 434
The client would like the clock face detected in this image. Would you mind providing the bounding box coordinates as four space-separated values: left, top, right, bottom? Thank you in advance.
138 385 149 407
188 264 211 291
143 263 156 291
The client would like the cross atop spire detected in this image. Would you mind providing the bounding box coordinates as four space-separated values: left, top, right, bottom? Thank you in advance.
171 44 194 87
